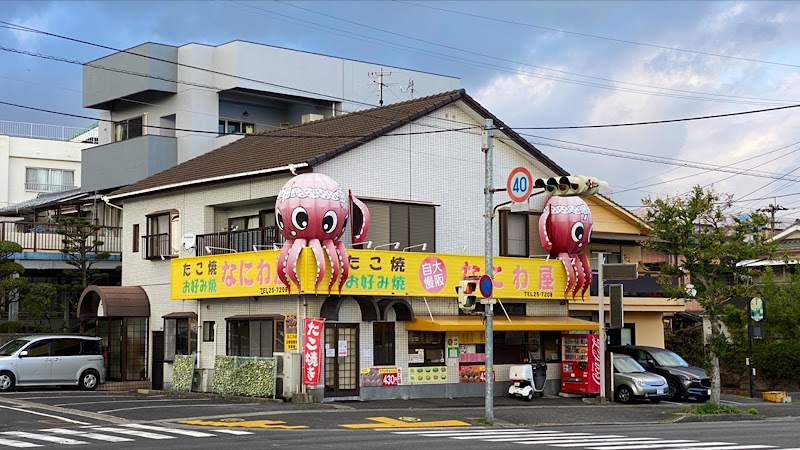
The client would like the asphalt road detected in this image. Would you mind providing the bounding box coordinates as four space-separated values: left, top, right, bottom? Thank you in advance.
0 388 798 449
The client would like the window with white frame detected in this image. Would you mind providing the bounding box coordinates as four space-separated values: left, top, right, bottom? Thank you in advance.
218 120 255 135
114 116 144 142
164 316 197 362
25 167 75 192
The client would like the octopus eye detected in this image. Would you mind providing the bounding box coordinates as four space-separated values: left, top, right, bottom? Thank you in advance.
322 210 338 234
276 210 284 230
571 222 584 242
291 207 309 230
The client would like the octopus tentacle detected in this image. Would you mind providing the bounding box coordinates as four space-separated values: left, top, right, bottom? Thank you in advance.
578 253 591 299
539 202 553 251
559 252 574 298
323 239 339 293
335 240 349 293
350 191 371 243
286 239 306 292
572 254 585 299
308 238 326 291
277 240 294 293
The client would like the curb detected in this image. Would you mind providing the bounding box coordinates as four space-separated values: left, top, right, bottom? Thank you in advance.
141 389 285 404
670 413 765 423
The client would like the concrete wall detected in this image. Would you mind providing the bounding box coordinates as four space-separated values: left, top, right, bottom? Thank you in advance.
81 135 177 192
83 43 178 109
626 311 666 348
1 135 86 208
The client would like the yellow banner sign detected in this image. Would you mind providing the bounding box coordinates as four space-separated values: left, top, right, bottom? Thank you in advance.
170 249 570 300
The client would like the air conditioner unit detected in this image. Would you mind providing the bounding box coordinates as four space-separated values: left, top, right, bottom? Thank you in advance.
274 352 302 399
301 113 324 124
191 368 214 393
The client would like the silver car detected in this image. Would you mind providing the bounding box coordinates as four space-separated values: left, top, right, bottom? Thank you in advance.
0 335 106 391
612 353 668 403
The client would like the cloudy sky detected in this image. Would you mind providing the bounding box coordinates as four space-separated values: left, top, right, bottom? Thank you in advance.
2 1 800 222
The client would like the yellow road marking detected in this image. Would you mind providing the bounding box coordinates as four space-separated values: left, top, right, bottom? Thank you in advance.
340 417 470 429
179 419 308 429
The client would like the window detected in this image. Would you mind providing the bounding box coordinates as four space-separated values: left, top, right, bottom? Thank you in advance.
228 215 259 231
373 322 395 366
143 210 179 260
25 168 75 192
24 340 52 357
164 317 197 362
132 224 140 253
202 321 215 342
114 116 144 142
541 331 561 362
227 318 279 357
361 200 435 252
218 120 255 135
52 339 81 356
408 331 444 367
500 211 528 257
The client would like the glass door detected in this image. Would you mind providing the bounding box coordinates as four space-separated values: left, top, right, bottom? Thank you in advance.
324 323 359 398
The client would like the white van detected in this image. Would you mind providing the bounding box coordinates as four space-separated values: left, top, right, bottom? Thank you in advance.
0 335 106 391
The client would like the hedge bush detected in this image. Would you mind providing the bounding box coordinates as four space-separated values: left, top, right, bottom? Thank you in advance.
212 355 276 398
171 355 195 392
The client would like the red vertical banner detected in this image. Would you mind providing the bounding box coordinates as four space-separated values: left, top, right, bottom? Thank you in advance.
302 318 325 385
587 333 601 394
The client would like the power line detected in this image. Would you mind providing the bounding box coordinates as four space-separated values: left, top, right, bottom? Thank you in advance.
396 1 800 70
511 103 800 130
264 0 795 107
0 100 476 138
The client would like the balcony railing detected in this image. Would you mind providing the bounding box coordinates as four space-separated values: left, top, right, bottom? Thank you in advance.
0 120 98 142
0 221 121 254
196 226 279 256
24 182 77 193
142 234 172 260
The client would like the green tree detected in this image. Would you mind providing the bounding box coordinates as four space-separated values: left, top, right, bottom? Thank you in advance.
0 240 26 314
56 217 111 321
642 186 775 404
19 283 60 331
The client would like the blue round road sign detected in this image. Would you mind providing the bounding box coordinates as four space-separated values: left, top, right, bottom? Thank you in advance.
479 274 493 299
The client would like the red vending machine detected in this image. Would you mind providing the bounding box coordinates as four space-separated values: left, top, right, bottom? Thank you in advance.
560 332 601 395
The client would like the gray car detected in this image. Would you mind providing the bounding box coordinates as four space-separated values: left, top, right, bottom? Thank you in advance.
0 335 106 391
612 354 669 403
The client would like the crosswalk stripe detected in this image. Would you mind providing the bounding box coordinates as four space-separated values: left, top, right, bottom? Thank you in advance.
0 438 40 448
212 429 255 435
453 432 594 440
487 434 626 443
549 438 665 447
121 424 216 437
586 441 727 450
42 429 134 443
685 447 775 450
1 431 86 445
89 427 175 440
393 428 533 436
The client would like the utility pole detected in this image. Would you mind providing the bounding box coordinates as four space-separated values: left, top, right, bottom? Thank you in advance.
757 201 787 233
595 252 607 402
482 118 495 423
368 68 394 106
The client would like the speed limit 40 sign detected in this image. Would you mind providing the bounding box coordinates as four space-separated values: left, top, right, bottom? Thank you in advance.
507 166 533 203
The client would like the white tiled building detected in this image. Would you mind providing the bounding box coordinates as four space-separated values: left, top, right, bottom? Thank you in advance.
78 90 597 400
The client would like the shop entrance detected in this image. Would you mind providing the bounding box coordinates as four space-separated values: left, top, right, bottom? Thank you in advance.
324 323 359 398
93 317 148 381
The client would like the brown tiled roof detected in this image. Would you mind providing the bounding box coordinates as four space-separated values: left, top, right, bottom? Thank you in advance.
109 89 567 198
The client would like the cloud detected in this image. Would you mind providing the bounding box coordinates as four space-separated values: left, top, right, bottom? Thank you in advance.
471 1 800 212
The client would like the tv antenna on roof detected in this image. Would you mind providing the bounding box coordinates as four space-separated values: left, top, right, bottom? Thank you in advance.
368 68 397 106
401 78 416 99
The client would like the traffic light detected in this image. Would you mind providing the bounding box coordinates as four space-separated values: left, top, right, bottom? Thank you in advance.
533 175 608 197
455 279 478 312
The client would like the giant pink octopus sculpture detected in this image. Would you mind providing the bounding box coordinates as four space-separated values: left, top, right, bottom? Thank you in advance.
275 173 370 293
539 195 593 299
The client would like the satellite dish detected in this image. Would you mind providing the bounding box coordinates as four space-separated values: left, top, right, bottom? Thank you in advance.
181 233 196 250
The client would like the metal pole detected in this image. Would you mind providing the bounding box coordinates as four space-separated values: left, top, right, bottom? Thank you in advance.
748 317 754 398
483 118 494 423
596 252 607 401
